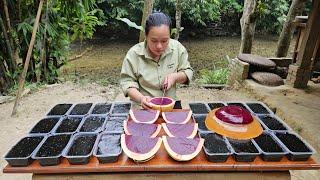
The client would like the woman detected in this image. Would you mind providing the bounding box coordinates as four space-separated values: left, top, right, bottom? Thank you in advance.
120 12 193 109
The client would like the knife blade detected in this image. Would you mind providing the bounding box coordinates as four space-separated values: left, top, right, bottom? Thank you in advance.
160 88 166 106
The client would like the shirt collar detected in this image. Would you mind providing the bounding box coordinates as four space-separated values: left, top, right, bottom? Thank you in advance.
135 39 174 61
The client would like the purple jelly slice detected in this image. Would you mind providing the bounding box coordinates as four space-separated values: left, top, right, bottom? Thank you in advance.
150 97 172 105
131 109 158 122
165 123 195 137
166 137 200 155
215 105 253 124
125 135 159 154
164 111 190 123
127 121 158 137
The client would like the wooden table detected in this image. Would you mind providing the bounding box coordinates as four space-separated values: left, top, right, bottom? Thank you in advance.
3 110 320 179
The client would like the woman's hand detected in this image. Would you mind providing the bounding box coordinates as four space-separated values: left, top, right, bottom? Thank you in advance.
162 73 178 90
140 96 153 109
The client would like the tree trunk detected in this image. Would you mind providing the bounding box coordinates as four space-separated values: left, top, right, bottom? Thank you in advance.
0 13 15 72
276 0 307 57
139 0 154 42
3 0 18 69
239 0 258 54
3 0 14 46
0 58 11 93
175 0 182 40
12 0 44 116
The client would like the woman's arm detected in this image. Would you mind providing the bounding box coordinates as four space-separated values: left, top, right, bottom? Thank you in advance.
162 42 193 90
127 88 153 109
162 71 188 90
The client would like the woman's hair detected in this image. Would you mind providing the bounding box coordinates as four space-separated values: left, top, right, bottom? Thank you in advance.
145 12 171 35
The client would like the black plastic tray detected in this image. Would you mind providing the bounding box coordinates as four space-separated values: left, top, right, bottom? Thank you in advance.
78 115 107 133
63 133 98 165
47 103 73 116
274 132 316 161
93 132 122 163
4 135 45 167
192 114 211 133
245 102 273 115
257 114 291 131
68 103 93 116
90 103 112 115
52 116 83 134
253 132 287 162
104 115 128 133
32 134 72 166
29 116 61 134
226 138 260 162
207 102 226 110
188 102 210 115
110 102 132 116
200 132 232 162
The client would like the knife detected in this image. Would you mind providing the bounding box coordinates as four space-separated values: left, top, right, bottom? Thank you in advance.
160 88 166 105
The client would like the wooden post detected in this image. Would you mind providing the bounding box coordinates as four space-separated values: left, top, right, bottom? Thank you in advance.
287 0 320 88
11 0 44 116
275 0 307 58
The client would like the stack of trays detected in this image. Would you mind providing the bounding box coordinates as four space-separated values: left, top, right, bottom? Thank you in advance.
189 101 316 162
4 102 131 167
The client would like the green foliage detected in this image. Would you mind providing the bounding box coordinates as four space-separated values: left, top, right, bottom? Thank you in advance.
96 0 289 35
0 0 105 91
154 0 220 27
256 0 289 34
97 0 143 33
197 68 229 85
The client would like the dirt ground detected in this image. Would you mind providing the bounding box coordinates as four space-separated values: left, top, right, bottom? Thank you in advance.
1 81 319 180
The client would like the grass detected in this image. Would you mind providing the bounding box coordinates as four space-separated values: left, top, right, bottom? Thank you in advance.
197 68 229 84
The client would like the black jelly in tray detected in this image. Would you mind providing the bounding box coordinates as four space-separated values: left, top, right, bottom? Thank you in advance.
69 103 93 115
275 132 315 161
201 133 232 162
91 103 112 114
29 117 60 134
246 103 270 114
64 133 97 165
5 135 44 167
253 132 286 161
47 104 73 116
54 116 82 133
33 134 71 166
227 138 260 162
207 102 225 110
193 114 210 132
79 116 106 133
189 103 209 114
258 115 288 131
